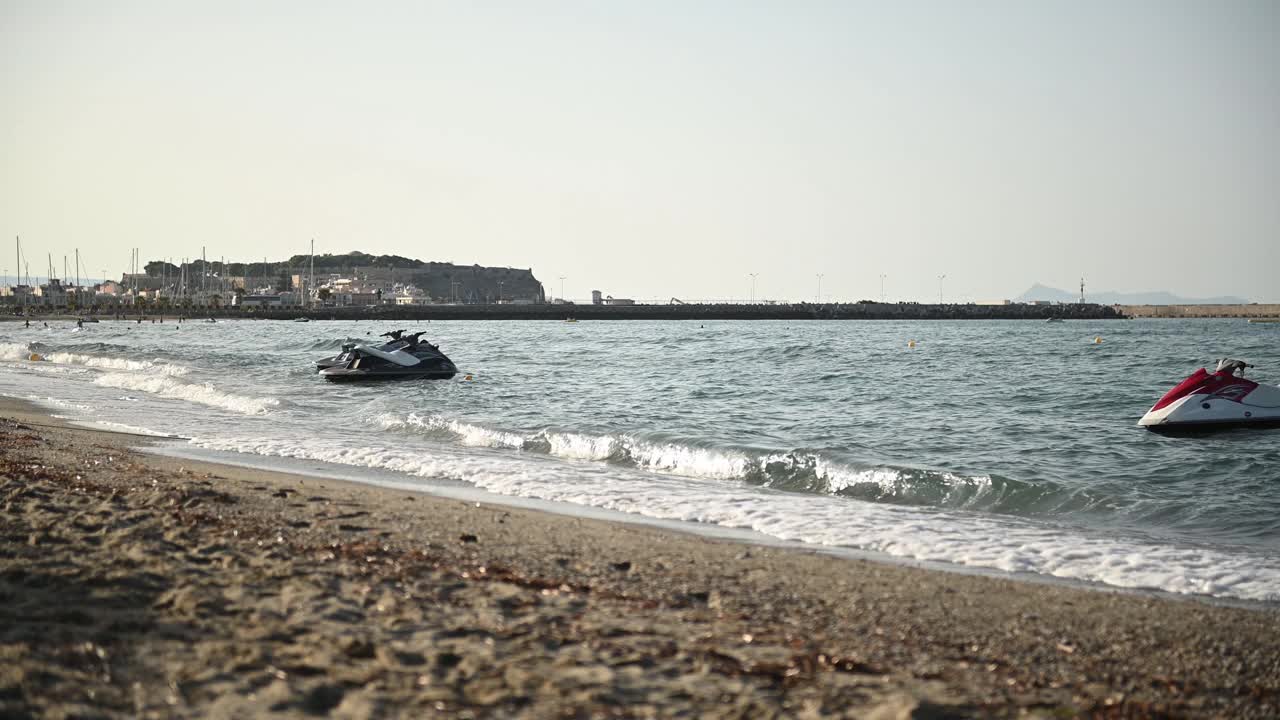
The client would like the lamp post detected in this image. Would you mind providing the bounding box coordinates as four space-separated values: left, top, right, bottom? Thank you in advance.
816 273 824 303
749 273 758 304
937 274 946 304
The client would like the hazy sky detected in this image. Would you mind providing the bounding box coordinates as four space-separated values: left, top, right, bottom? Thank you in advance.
3 1 1277 302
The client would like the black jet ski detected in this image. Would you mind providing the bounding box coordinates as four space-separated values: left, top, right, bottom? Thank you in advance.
315 329 457 381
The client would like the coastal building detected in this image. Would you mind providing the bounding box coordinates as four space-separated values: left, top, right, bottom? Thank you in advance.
395 286 433 305
36 279 69 307
65 286 96 308
0 284 36 307
232 294 290 309
186 291 226 308
120 273 165 292
591 290 636 306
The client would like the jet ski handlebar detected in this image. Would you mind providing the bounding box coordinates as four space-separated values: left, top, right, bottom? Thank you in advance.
1215 358 1253 376
376 329 437 349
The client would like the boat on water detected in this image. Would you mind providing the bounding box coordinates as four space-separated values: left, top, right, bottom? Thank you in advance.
315 329 457 381
1247 318 1280 324
294 317 311 323
1045 317 1064 323
1138 358 1280 431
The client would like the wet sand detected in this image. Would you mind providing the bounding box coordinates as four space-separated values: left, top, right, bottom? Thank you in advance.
1 397 1277 718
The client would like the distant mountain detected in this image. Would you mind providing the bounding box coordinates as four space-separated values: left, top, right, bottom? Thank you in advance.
1016 283 1248 305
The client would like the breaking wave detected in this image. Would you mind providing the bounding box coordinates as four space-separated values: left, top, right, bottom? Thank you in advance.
0 342 34 361
0 342 189 376
93 373 279 416
367 413 1113 516
305 337 366 352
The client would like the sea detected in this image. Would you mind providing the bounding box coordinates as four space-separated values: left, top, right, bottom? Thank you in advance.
2 318 1278 604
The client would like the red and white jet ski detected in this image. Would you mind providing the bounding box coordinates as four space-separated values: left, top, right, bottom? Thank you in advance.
1139 359 1280 431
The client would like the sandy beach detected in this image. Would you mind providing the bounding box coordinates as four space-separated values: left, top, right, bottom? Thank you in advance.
1 397 1277 718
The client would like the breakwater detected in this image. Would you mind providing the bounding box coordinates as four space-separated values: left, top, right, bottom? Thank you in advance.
229 302 1124 321
1115 304 1280 319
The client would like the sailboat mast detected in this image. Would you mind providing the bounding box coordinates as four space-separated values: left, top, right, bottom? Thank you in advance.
309 239 315 309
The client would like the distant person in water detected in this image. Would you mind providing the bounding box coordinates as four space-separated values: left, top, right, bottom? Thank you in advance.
24 320 30 328
77 319 83 328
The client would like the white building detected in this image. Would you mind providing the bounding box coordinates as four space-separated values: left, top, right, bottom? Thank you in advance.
233 294 289 308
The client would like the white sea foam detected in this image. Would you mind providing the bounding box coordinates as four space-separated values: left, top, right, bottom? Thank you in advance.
43 352 190 376
374 413 995 493
0 343 189 377
0 342 33 361
629 439 752 479
93 373 278 416
88 420 179 437
543 431 622 461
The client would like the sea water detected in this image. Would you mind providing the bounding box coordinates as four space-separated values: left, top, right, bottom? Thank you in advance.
2 318 1278 603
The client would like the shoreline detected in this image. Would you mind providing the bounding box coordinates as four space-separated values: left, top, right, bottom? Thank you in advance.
2 397 1279 717
142 436 1273 614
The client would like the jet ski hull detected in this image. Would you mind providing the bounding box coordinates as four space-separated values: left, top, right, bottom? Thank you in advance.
1139 366 1280 431
319 366 457 382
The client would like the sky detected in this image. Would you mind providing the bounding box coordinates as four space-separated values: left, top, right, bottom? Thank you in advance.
2 1 1277 303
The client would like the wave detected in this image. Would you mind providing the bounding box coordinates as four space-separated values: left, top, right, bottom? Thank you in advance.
0 342 190 376
43 352 190 376
93 373 279 416
0 342 33 361
365 413 1119 517
306 337 367 352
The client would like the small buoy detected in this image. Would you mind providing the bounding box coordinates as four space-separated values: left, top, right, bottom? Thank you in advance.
464 374 473 381
1094 336 1102 344
28 353 43 361
907 340 916 348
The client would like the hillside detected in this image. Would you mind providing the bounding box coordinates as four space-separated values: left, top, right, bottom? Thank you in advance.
1016 283 1248 305
142 252 545 303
